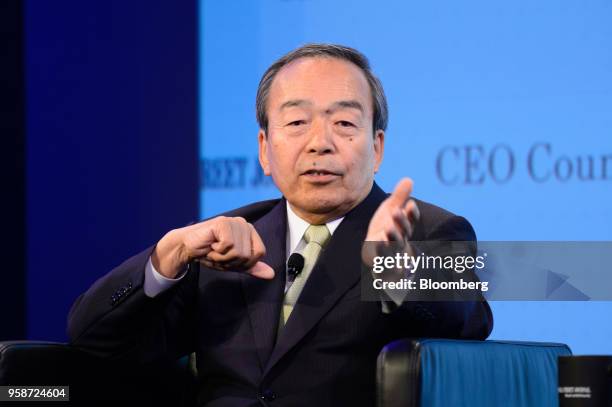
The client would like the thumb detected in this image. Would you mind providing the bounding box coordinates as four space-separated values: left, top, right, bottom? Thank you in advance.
246 261 275 280
387 178 413 208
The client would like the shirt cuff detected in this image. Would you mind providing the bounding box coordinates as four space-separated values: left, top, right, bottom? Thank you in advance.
144 256 187 298
377 268 413 314
383 284 410 307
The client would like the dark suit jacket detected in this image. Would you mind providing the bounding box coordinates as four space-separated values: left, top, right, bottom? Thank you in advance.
67 183 493 407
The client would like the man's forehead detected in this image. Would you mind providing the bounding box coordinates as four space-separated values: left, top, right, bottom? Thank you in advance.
268 56 373 111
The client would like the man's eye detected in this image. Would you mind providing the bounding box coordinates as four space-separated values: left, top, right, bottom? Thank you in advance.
337 120 355 127
287 120 306 126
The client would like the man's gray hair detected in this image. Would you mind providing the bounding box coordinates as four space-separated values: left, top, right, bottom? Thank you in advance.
255 43 388 134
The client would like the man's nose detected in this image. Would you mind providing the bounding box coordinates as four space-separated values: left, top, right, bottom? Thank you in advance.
305 119 334 154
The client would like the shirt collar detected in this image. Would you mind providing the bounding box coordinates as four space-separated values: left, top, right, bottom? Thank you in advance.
286 202 344 254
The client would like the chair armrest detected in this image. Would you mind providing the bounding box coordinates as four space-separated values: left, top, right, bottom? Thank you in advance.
0 341 197 406
377 338 572 407
0 341 93 385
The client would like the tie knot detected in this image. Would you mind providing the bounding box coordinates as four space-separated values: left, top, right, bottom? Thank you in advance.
304 225 331 247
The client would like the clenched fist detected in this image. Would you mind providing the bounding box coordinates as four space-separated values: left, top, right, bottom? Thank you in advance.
152 216 274 280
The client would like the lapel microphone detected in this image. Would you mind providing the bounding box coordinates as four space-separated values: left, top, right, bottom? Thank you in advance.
287 252 305 278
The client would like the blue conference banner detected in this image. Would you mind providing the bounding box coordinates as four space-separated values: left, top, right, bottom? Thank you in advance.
198 0 612 354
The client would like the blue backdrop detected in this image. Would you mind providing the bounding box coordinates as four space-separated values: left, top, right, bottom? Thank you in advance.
25 0 198 341
199 1 612 354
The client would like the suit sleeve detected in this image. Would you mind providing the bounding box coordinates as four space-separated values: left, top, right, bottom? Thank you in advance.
385 215 494 340
67 245 198 363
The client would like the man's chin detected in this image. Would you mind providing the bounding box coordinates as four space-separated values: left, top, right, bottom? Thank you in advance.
294 196 353 219
284 183 367 220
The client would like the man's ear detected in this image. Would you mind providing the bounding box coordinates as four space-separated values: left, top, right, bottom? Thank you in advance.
258 129 271 176
373 130 385 173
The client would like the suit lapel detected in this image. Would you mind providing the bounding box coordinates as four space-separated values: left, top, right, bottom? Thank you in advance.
264 183 387 374
241 198 287 371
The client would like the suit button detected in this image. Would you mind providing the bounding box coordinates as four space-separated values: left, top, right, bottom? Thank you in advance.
260 389 276 402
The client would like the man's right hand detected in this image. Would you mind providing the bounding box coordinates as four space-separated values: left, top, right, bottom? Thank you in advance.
152 216 274 280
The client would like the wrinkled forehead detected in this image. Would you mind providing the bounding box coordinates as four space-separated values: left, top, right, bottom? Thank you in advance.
267 56 374 117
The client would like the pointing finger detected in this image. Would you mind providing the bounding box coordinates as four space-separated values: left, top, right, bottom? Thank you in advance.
247 261 275 279
387 178 413 208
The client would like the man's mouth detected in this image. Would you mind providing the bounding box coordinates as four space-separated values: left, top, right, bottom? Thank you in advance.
303 169 338 176
301 169 341 183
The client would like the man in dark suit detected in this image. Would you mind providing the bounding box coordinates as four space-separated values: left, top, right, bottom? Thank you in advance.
68 44 492 406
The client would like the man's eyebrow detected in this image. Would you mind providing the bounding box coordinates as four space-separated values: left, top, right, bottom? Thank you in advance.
327 100 364 114
279 99 312 110
279 99 364 114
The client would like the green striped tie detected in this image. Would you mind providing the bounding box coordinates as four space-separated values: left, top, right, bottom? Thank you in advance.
281 225 331 324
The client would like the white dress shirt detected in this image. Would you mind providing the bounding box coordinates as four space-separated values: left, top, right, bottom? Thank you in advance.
285 203 343 258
